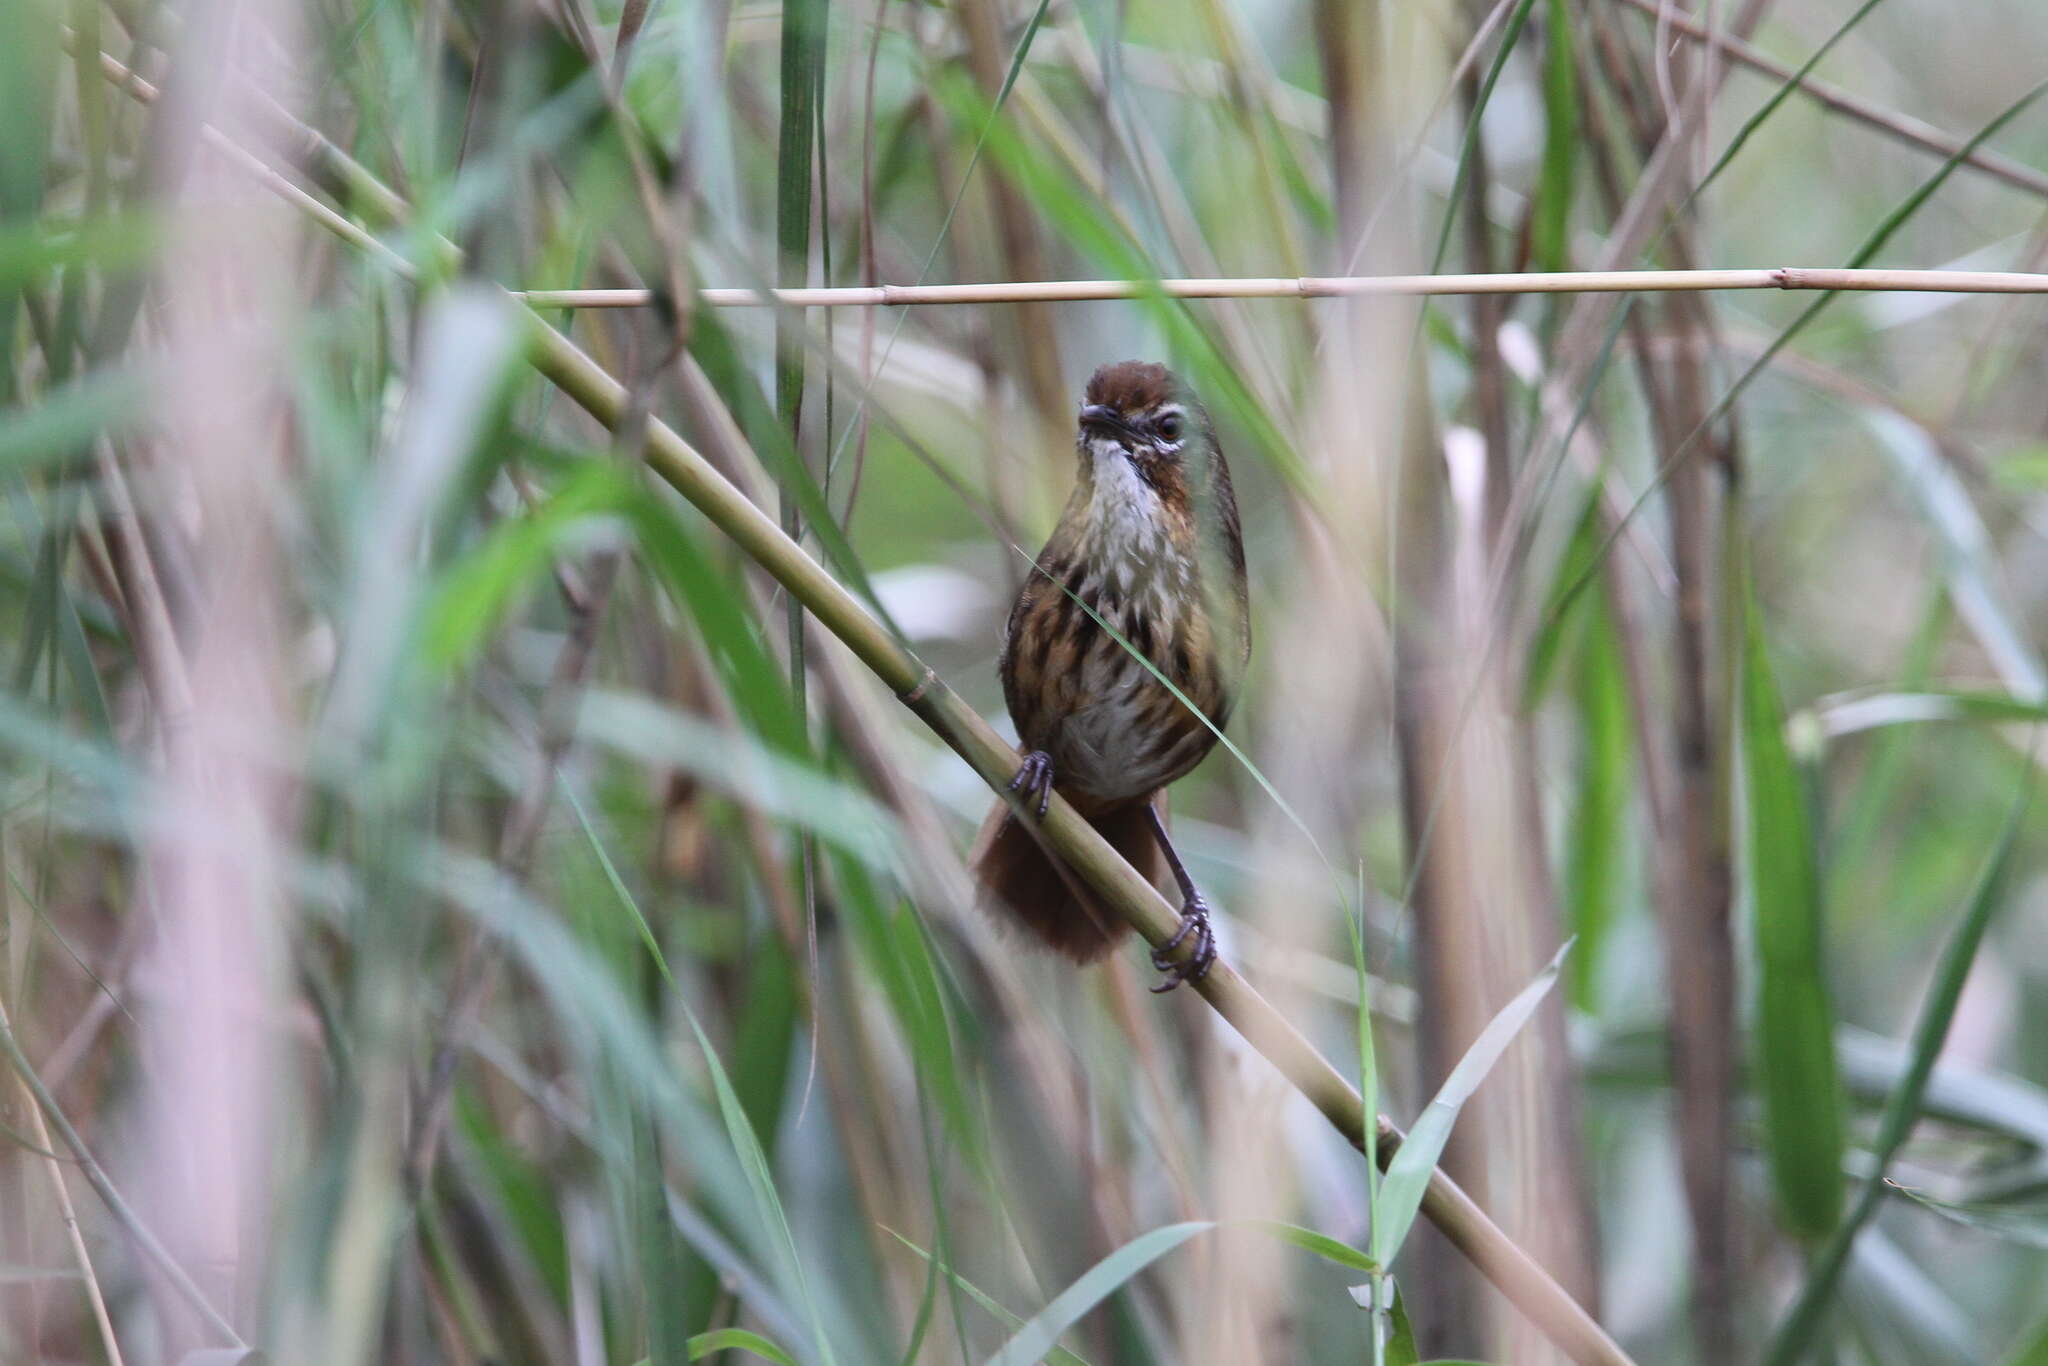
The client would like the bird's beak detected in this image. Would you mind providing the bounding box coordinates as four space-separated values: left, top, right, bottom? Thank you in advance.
1078 404 1136 444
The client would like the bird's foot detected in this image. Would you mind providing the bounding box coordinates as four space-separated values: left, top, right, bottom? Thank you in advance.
1008 749 1056 819
1150 894 1216 993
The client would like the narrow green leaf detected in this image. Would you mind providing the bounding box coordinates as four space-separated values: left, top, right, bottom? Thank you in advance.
1890 1183 2048 1251
771 0 824 828
419 462 629 668
1373 941 1571 1267
629 1331 803 1366
1861 408 2047 700
679 993 839 1366
1564 595 1631 1011
1765 781 2028 1363
1523 489 1602 709
886 1229 1092 1366
623 486 809 757
1809 687 2048 741
0 365 147 472
1531 0 1578 275
1742 578 1846 1241
1690 0 1889 207
983 1222 1211 1366
1528 491 1635 1010
1838 1228 1978 1365
1427 0 1541 273
1385 1284 1420 1366
0 217 157 291
728 938 799 1144
686 1328 799 1365
1238 1220 1377 1273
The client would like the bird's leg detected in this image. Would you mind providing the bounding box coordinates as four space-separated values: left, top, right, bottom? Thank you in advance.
1143 802 1216 992
1008 749 1057 819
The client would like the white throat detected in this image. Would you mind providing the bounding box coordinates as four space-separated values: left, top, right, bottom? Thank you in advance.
1076 438 1188 611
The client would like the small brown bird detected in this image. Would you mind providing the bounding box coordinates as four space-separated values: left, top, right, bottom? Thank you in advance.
971 361 1250 990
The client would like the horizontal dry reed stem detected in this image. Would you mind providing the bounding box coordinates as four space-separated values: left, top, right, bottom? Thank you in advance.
87 44 1637 1366
520 267 2048 308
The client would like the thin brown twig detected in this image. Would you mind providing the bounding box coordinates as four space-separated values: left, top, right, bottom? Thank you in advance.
0 981 243 1349
516 266 2048 308
0 993 124 1366
1607 0 2048 200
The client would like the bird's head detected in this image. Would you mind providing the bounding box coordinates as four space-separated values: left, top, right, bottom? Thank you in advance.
1069 360 1223 558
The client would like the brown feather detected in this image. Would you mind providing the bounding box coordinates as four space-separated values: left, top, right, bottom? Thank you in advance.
970 793 1167 961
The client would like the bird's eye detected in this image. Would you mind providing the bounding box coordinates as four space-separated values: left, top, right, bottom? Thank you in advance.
1157 412 1183 441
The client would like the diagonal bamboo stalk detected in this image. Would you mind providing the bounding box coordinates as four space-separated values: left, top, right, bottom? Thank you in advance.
518 266 2048 308
87 45 1636 1366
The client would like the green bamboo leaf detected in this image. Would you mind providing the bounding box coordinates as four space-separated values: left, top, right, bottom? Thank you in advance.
1532 0 1578 275
1373 940 1571 1267
1385 1284 1419 1366
686 1328 799 1365
0 217 158 291
1808 688 2048 742
628 1330 802 1366
622 481 810 757
0 0 56 234
1690 0 1890 204
1427 0 1540 273
1860 409 2047 700
1238 1220 1377 1273
679 990 839 1366
728 938 799 1145
573 689 900 866
1889 1183 2048 1251
1836 1026 2048 1153
1838 1228 1978 1365
886 1229 1092 1366
456 1092 570 1303
419 462 629 668
1742 578 1846 1241
1764 781 2028 1363
1524 490 1634 1010
984 1222 1212 1366
0 365 147 472
772 0 824 746
1523 488 1606 710
1564 596 1631 1011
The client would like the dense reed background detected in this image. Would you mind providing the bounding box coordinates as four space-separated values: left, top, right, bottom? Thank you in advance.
4 0 2048 1362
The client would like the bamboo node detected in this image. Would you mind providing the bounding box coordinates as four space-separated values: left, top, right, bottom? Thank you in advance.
897 667 939 706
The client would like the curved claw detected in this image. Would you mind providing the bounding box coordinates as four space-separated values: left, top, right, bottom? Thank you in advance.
1008 749 1056 819
1150 897 1216 992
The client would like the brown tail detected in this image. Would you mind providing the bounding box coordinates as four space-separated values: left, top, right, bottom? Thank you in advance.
970 793 1166 961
